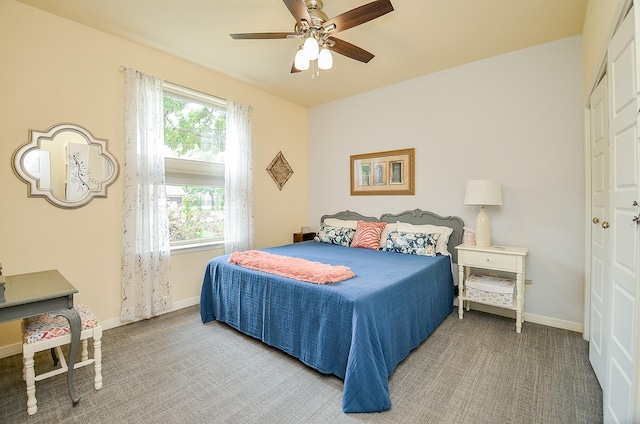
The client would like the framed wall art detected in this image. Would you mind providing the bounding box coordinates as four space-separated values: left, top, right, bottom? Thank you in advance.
350 148 415 196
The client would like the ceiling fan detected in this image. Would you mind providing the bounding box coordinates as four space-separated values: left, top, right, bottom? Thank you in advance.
230 0 394 73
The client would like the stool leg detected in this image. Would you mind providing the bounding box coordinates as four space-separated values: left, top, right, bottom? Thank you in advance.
93 325 103 390
23 347 38 415
80 339 89 362
51 347 59 367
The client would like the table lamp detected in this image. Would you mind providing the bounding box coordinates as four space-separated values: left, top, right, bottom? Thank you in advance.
464 179 503 247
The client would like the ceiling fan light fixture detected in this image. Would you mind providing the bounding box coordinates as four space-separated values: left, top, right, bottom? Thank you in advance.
230 0 395 76
294 47 310 70
318 47 333 70
303 36 320 60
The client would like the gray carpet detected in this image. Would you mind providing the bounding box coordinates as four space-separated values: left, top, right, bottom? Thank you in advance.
0 306 602 423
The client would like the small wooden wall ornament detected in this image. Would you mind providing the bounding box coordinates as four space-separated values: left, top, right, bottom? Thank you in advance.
266 151 294 190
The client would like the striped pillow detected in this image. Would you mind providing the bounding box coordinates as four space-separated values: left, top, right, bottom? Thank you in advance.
350 221 387 250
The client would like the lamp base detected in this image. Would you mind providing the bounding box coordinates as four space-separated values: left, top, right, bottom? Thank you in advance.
475 206 492 247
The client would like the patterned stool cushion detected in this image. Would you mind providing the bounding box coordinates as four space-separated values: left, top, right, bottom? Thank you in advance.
23 304 99 344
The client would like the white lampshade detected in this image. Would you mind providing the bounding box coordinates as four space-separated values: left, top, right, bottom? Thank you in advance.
303 36 319 60
318 47 333 70
294 47 310 71
464 179 503 206
464 179 502 247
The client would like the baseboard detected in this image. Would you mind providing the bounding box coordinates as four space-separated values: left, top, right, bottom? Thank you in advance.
99 296 200 331
0 342 21 359
524 312 583 333
453 299 583 333
0 297 201 360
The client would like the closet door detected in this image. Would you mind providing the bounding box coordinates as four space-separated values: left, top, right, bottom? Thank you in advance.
589 76 610 387
606 6 640 423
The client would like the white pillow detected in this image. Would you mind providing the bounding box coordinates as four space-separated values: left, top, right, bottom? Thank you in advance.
323 218 358 229
379 222 398 249
396 222 453 256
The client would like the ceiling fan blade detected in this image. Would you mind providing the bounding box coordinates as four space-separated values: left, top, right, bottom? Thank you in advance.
290 61 302 73
283 0 312 24
329 37 375 63
230 32 296 39
323 0 394 35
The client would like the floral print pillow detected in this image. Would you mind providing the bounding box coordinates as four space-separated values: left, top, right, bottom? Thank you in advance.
382 231 440 257
314 224 356 247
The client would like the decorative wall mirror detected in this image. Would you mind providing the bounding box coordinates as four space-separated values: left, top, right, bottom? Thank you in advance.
12 123 119 209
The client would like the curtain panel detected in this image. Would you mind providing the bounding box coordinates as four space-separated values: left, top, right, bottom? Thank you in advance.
121 68 172 320
224 101 254 253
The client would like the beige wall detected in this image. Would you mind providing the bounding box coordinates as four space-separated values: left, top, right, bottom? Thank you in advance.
0 1 308 352
582 0 629 99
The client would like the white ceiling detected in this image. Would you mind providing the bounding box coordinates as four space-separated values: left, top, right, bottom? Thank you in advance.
17 0 588 108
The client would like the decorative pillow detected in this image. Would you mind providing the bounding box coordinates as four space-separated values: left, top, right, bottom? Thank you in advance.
379 222 398 249
322 218 359 229
397 222 453 256
314 224 356 246
382 231 440 257
351 221 387 250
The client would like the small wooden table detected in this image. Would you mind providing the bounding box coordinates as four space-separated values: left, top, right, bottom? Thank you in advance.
0 270 82 409
293 232 316 243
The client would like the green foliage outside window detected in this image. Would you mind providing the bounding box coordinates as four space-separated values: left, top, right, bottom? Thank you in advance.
164 96 226 160
163 94 226 244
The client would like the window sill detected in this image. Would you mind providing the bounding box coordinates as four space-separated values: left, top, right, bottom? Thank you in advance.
170 241 225 255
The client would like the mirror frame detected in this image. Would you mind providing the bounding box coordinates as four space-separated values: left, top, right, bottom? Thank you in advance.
12 123 119 209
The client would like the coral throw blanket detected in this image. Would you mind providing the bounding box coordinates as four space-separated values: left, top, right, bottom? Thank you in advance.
228 250 355 284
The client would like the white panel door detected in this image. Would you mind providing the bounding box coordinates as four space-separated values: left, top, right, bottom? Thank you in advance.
589 76 610 387
607 7 639 423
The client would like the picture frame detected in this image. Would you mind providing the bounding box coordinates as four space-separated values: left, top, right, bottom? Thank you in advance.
350 148 415 195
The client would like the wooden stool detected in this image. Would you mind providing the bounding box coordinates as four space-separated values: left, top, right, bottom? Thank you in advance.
22 304 102 415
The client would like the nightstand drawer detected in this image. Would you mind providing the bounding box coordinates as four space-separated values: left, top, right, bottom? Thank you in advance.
460 250 517 271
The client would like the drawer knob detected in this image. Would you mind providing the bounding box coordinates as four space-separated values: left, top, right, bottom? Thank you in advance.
486 258 491 262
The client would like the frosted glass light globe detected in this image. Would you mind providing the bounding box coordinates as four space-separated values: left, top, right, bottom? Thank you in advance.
303 37 319 60
318 48 333 70
294 48 310 70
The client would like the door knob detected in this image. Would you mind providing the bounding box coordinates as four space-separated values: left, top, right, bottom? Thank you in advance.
593 217 600 224
602 221 610 229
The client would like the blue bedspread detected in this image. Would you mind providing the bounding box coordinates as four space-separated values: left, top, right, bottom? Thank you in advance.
200 241 454 413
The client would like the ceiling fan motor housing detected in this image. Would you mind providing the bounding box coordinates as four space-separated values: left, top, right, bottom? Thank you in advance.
305 0 328 26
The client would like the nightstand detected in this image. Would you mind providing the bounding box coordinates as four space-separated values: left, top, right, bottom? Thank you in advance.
293 232 316 243
455 244 528 333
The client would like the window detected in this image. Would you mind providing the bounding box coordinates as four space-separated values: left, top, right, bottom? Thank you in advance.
162 82 226 249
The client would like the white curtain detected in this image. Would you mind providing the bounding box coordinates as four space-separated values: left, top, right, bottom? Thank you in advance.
121 68 172 320
224 101 254 253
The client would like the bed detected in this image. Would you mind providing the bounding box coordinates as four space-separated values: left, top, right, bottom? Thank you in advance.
200 209 464 413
